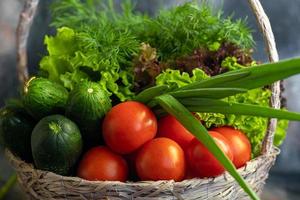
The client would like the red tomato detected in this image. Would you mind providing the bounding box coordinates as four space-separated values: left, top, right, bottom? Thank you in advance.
77 146 128 181
211 126 251 168
157 115 194 150
186 131 233 178
135 138 185 181
102 101 157 154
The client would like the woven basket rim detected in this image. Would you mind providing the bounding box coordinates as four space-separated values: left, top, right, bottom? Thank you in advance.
5 147 280 186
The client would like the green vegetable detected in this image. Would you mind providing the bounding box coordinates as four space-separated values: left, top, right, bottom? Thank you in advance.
40 26 138 101
0 105 35 162
156 69 209 90
155 68 288 156
179 98 299 120
66 81 112 147
179 57 300 91
178 97 293 156
51 1 253 59
225 89 272 156
23 77 69 120
221 56 249 71
155 94 260 200
157 69 250 91
150 57 300 200
134 85 170 104
31 115 82 175
170 88 248 99
140 3 253 60
173 57 300 155
40 1 254 102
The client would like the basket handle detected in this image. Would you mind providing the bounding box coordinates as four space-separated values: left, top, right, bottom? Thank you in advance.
16 0 279 154
16 0 39 86
247 0 280 154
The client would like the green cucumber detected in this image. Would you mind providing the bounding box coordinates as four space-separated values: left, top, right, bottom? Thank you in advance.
31 115 82 175
0 105 35 162
23 77 69 120
66 81 111 147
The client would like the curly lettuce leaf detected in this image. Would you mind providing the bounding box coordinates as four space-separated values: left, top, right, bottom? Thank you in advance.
156 67 289 156
221 56 247 70
39 27 75 83
156 68 209 90
39 27 139 101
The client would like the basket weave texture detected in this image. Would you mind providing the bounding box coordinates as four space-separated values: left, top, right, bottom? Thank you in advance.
8 0 281 199
6 148 279 200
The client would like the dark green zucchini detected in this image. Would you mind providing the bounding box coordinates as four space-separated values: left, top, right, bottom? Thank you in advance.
23 77 69 120
66 81 111 148
31 115 82 175
0 104 35 162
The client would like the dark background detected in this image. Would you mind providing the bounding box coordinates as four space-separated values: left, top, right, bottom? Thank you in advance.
0 0 299 199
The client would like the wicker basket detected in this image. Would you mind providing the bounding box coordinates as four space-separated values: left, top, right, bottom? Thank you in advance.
6 0 282 199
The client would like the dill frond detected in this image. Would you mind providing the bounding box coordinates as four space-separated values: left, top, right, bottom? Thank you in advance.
139 3 254 60
51 0 254 61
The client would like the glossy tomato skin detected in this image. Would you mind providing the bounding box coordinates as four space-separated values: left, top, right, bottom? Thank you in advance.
157 115 194 150
102 101 157 154
186 131 233 178
211 126 251 168
77 146 128 181
136 137 185 181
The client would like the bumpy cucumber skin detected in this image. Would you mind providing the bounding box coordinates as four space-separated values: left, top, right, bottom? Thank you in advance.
23 78 69 120
66 81 111 148
0 107 35 162
31 115 82 175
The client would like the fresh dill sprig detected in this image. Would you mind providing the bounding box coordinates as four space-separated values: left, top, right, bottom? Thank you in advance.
50 0 254 61
76 22 140 71
51 0 148 31
139 3 254 60
50 0 100 28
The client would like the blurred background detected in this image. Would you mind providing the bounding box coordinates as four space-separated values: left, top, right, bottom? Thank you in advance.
0 0 299 199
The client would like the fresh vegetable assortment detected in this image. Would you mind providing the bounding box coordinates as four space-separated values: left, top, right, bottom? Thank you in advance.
3 1 300 200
